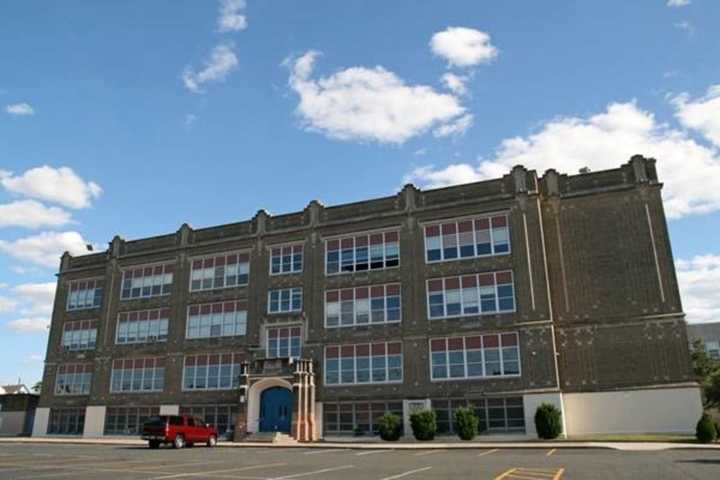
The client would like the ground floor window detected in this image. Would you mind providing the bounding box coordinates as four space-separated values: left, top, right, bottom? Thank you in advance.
180 404 238 439
47 407 85 435
104 406 160 435
432 397 525 434
323 401 403 436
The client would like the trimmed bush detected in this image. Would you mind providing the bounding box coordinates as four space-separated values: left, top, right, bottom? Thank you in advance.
696 414 717 443
454 407 479 441
378 413 402 441
410 410 437 441
534 403 563 440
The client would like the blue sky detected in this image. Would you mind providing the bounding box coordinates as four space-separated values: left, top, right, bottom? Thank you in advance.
0 0 718 387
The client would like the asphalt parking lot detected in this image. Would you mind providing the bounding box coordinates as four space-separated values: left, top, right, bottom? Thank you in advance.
0 442 719 480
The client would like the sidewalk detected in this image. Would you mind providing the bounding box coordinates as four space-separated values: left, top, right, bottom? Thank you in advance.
1 436 719 451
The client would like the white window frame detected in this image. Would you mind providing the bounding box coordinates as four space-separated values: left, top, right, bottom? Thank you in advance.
268 242 304 276
323 227 401 276
324 283 402 328
428 333 521 382
426 271 516 320
120 261 174 301
267 287 303 314
422 212 511 264
323 341 404 387
188 251 251 293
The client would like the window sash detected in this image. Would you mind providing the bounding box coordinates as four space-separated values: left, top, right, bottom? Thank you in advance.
325 284 402 328
424 214 510 263
324 342 403 386
189 254 249 292
324 231 400 276
427 271 516 320
429 334 521 381
268 288 303 314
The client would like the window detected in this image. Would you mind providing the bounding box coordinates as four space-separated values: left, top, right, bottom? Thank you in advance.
267 327 302 358
66 279 104 311
427 271 516 319
62 320 98 351
116 309 169 344
190 253 250 292
324 401 403 436
268 288 302 314
424 213 510 263
325 341 402 386
110 358 165 393
180 405 238 438
104 407 160 435
47 408 85 435
55 364 92 395
325 284 401 328
183 353 242 391
430 333 520 380
706 341 720 360
432 397 524 434
186 301 247 339
121 263 174 300
270 244 303 275
325 231 400 275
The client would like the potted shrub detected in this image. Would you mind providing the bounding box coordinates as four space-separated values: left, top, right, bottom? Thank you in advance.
353 425 364 437
454 407 479 441
377 413 402 441
534 403 562 440
696 414 717 443
410 410 437 441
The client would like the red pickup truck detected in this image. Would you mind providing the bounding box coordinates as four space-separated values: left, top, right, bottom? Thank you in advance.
142 415 218 449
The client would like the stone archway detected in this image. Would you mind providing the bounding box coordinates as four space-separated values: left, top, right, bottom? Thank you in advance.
246 377 293 434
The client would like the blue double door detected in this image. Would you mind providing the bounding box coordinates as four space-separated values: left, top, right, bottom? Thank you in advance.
259 387 293 433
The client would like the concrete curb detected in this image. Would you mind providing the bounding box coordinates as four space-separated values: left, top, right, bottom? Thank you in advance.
1 437 719 451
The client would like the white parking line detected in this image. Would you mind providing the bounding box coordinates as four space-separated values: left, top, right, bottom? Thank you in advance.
478 448 500 457
356 450 393 456
149 462 288 480
303 448 346 455
412 450 443 456
379 466 433 480
269 465 355 479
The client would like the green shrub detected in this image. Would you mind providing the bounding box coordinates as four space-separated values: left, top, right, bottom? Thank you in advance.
454 407 479 441
377 413 402 441
410 410 437 441
696 414 717 443
534 403 562 440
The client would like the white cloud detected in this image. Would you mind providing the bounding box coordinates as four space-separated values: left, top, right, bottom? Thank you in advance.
287 50 467 144
676 255 720 324
433 113 474 138
218 0 247 32
404 163 483 188
182 44 238 94
1 282 56 334
185 113 197 127
0 231 96 268
674 20 694 35
441 73 468 96
403 101 720 219
671 85 720 148
667 0 690 7
11 282 56 316
23 354 43 364
430 27 498 68
0 200 72 229
7 317 49 334
5 103 34 116
0 166 102 209
0 297 18 312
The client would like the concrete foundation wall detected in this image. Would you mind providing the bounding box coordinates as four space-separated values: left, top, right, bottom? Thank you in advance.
563 386 703 436
160 405 179 415
83 406 106 438
32 407 50 437
0 412 27 436
523 392 565 439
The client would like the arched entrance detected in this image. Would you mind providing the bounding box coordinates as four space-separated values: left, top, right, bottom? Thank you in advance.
259 386 292 433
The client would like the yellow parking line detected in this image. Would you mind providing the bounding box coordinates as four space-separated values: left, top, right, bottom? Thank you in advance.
553 468 565 480
478 448 500 457
494 467 517 480
546 448 556 457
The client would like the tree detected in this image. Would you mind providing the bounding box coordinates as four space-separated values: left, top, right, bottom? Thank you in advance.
690 340 720 409
32 381 42 393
